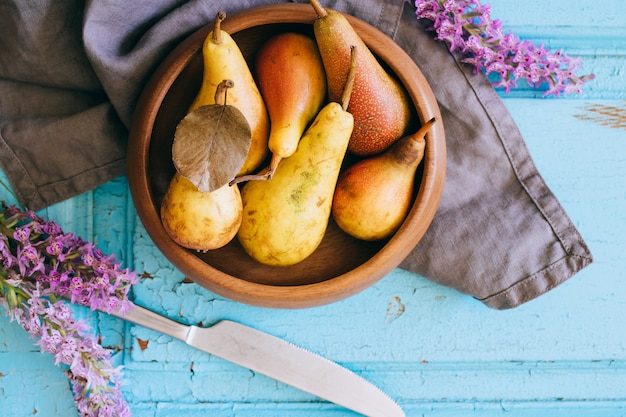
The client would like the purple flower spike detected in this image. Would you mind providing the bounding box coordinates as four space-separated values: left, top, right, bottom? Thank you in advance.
0 202 138 416
407 0 595 96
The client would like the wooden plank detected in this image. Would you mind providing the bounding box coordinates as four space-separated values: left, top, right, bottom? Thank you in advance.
0 1 625 415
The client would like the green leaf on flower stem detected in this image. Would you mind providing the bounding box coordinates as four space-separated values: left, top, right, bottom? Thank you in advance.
172 102 251 193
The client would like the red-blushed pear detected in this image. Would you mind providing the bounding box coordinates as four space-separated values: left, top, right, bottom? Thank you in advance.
309 0 414 156
332 118 437 241
233 32 327 183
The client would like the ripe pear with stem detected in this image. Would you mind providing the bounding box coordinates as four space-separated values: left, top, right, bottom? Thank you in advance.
163 80 245 251
332 117 437 241
233 32 327 183
237 47 358 266
190 11 269 176
309 0 414 156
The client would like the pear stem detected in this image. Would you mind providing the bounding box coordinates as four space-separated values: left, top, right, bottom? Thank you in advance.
392 117 437 166
212 11 227 44
415 117 437 140
266 154 282 179
229 170 268 186
341 46 358 111
229 154 280 185
309 0 328 18
214 79 234 106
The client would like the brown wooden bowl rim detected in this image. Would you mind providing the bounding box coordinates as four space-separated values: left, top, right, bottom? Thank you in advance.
127 3 447 309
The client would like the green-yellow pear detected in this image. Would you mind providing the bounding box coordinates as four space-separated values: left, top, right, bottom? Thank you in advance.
161 172 242 251
309 0 414 156
237 47 358 266
332 118 436 241
237 31 326 181
190 11 269 176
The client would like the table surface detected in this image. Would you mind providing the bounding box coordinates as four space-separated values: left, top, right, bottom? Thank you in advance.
1 1 625 416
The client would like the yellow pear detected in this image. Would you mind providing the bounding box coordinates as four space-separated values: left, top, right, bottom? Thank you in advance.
332 118 436 241
237 47 358 266
160 172 242 251
190 11 269 176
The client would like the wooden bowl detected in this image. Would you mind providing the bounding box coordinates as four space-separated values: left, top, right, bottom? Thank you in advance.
127 4 446 308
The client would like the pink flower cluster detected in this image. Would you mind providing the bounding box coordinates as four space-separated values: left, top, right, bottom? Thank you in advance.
0 202 138 417
408 0 595 96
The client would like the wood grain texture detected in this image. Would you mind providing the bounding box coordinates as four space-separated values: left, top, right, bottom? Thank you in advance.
1 0 625 416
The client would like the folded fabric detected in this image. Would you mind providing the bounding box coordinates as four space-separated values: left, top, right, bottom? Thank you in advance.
393 9 593 308
0 0 592 309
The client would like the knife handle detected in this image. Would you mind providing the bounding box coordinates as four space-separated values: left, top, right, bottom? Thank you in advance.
111 303 191 342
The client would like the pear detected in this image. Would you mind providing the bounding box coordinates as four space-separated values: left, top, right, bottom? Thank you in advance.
332 117 437 241
160 172 242 251
235 32 327 182
309 0 414 156
237 47 358 266
190 11 269 176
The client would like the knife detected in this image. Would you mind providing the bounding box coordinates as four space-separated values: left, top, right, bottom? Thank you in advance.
110 303 405 417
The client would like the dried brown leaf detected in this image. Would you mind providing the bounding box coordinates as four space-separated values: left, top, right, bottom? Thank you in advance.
172 103 251 193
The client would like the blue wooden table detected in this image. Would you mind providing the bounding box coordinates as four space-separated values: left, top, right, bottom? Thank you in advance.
1 1 625 416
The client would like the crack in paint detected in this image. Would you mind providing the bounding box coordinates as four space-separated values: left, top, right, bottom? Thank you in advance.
136 337 149 351
386 295 406 323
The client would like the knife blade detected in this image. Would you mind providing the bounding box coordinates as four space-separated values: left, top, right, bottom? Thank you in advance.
110 303 404 417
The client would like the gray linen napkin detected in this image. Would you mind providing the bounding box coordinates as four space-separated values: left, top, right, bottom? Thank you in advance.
0 0 592 309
